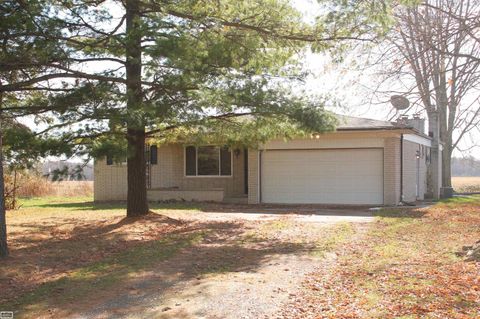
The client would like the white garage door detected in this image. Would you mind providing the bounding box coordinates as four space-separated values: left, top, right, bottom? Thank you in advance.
261 149 384 205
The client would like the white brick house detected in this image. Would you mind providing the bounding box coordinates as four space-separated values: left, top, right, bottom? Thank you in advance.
94 115 441 206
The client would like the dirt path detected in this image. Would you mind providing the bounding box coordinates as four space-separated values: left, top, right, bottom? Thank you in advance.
72 214 367 319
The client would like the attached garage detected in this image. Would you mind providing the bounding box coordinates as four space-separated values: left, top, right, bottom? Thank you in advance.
95 114 437 206
261 148 384 205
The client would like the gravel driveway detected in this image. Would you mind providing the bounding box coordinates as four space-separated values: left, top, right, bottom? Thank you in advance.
161 205 375 223
74 207 372 319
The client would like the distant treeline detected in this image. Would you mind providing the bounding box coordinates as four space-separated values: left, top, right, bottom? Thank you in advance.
452 156 480 177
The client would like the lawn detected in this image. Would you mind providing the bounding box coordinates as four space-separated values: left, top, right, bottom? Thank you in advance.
280 196 480 319
2 196 479 318
1 197 206 317
1 196 355 318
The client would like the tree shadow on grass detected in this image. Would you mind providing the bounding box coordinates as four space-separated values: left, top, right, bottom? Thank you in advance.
35 200 201 211
6 213 187 259
373 207 427 219
2 217 323 319
34 198 376 218
2 212 194 305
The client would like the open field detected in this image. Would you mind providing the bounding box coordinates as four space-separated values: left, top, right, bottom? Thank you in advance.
1 196 479 318
452 176 480 193
47 180 93 197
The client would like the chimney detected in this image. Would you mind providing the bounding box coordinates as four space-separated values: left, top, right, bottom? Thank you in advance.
395 115 425 134
395 115 409 127
408 115 425 135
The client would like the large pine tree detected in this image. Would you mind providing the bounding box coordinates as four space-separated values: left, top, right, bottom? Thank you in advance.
1 0 389 223
0 0 75 257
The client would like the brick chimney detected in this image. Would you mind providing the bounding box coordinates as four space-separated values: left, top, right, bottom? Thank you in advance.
395 115 425 134
407 115 425 134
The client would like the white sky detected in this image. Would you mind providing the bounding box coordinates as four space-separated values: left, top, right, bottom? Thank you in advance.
21 0 480 160
293 0 480 159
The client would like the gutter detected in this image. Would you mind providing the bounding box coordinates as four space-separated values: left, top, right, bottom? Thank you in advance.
337 127 432 140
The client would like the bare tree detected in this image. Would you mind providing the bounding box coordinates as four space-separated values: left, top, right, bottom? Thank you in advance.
366 0 480 189
424 1 480 63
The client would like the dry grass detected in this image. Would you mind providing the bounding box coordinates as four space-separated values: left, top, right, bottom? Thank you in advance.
452 176 480 193
280 196 480 319
5 196 479 319
0 197 204 317
1 197 358 319
13 174 93 198
48 181 93 197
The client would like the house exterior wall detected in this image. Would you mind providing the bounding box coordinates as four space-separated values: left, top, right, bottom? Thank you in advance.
94 159 127 201
402 140 428 202
95 132 431 206
263 133 385 149
248 133 403 205
247 150 260 204
247 133 431 206
94 144 246 202
384 137 401 206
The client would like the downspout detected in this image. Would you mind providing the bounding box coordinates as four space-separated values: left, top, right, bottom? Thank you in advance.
400 134 403 203
258 150 262 203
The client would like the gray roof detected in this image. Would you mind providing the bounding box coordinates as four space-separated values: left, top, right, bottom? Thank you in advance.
336 115 399 131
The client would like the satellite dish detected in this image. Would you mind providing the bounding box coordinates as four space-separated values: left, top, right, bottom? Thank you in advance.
390 95 410 110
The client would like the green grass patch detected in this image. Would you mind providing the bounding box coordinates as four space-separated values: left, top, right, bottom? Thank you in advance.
260 219 292 232
17 196 202 212
199 263 235 275
312 222 355 257
19 196 94 208
438 194 480 207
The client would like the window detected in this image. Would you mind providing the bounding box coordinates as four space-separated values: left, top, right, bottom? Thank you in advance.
150 145 158 165
106 155 113 165
220 147 232 175
185 146 197 175
185 146 232 176
198 146 219 175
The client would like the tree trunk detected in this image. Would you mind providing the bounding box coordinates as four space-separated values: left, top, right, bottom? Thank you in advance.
127 129 148 216
435 62 452 189
125 0 148 217
0 84 7 257
0 131 7 258
426 110 441 199
442 144 452 188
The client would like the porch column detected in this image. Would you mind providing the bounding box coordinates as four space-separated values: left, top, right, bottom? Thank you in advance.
247 149 260 204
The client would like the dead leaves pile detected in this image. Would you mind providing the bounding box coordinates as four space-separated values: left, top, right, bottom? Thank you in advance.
279 201 480 319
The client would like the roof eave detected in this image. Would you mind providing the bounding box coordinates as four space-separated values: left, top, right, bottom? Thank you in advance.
336 127 433 139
